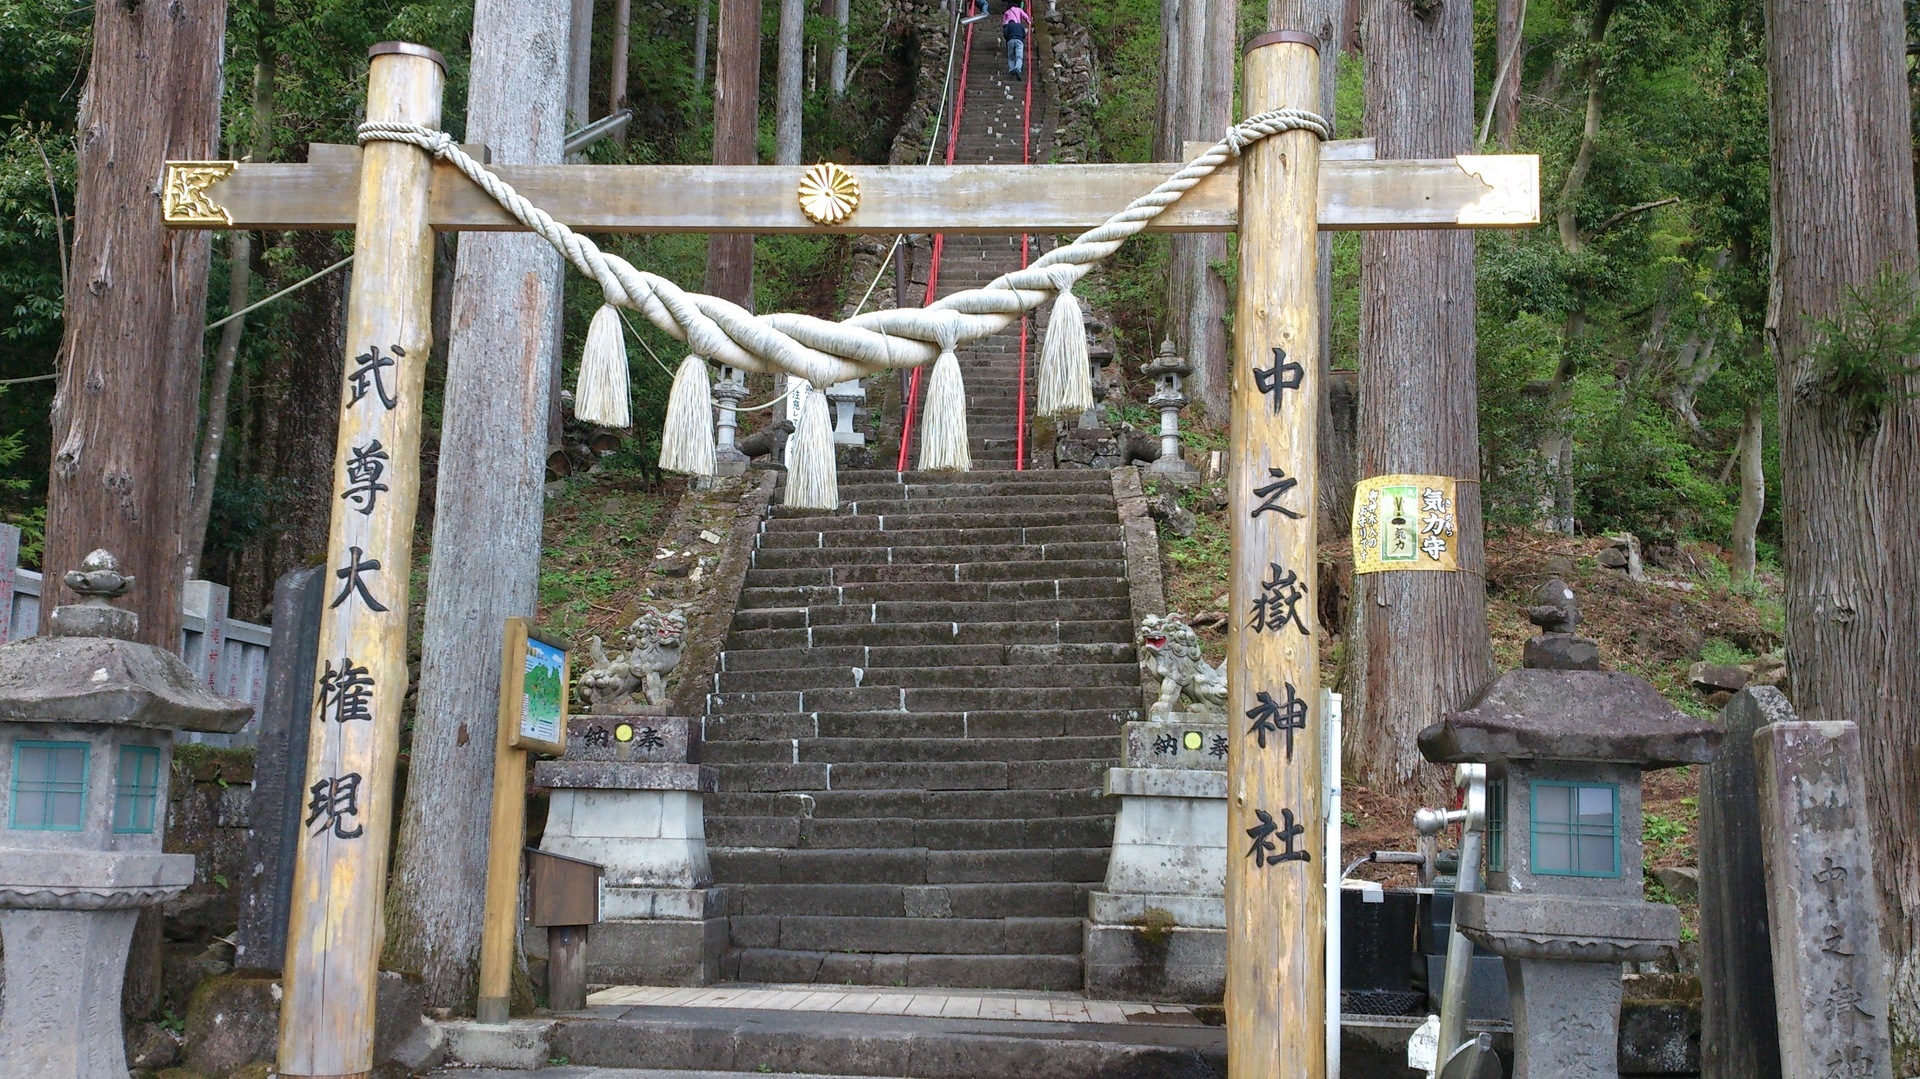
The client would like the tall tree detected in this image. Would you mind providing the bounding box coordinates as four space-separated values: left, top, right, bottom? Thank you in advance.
1765 0 1920 1063
610 0 633 143
775 0 806 164
381 0 573 1010
708 0 764 305
1269 0 1347 535
1347 0 1493 796
1164 0 1233 419
42 0 227 648
185 6 278 581
1490 0 1524 149
568 0 595 126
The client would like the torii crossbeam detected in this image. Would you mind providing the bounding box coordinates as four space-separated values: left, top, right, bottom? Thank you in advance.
163 35 1536 1079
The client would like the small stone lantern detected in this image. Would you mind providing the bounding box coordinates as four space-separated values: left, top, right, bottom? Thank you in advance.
1143 338 1196 482
712 368 750 476
1416 587 1721 1079
0 551 250 1079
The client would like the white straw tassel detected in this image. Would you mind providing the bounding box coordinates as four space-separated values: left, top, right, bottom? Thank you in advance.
917 349 972 472
575 304 632 428
659 356 716 476
784 383 838 510
1036 286 1093 418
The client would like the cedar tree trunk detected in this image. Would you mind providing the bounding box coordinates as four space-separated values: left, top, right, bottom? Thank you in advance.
1765 0 1920 1063
1348 0 1493 797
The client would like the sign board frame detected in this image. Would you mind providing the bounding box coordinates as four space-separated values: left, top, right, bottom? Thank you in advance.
500 615 570 757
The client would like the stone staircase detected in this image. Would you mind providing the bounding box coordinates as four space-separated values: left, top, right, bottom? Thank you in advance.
702 467 1141 990
907 14 1054 470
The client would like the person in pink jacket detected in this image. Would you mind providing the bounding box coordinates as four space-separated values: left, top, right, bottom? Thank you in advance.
1001 1 1032 78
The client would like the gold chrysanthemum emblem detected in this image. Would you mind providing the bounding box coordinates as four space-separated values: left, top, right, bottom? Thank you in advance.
797 162 861 225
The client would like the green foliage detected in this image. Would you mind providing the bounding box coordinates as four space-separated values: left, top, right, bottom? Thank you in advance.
1696 637 1752 666
1643 812 1687 853
1802 268 1920 435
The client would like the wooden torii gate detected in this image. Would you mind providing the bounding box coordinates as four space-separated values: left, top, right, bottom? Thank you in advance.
163 35 1536 1079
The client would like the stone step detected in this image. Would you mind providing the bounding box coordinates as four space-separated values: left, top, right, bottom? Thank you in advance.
721 620 1133 652
829 480 1108 500
515 1003 1225 1078
753 524 1120 548
788 543 1125 568
708 757 1114 793
707 786 1112 822
721 880 1095 918
706 812 1113 850
708 684 1138 716
708 734 1118 764
726 949 1086 991
724 597 1132 631
729 915 1084 957
734 577 1127 608
742 556 1128 588
836 469 1077 484
761 510 1104 532
705 708 1132 742
717 640 1134 672
782 494 1112 518
712 662 1137 694
709 846 1110 885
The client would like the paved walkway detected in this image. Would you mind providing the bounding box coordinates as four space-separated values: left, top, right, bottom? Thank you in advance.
587 982 1205 1026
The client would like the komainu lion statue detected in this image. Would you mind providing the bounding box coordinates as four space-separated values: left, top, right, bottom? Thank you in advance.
575 606 689 711
626 606 688 707
1137 613 1227 717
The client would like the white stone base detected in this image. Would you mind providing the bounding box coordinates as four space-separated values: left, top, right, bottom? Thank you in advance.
541 788 712 889
1087 765 1229 1003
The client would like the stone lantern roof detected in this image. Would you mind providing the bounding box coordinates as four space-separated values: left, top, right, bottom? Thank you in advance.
1417 668 1721 769
0 550 251 733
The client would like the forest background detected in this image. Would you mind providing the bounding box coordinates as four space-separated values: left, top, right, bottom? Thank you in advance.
0 0 1819 608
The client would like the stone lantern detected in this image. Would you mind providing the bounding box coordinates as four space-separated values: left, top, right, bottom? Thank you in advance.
1142 338 1195 482
1416 585 1721 1079
0 550 250 1079
712 367 750 476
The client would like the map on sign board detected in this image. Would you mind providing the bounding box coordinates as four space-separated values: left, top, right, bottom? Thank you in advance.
521 637 567 746
1352 474 1459 575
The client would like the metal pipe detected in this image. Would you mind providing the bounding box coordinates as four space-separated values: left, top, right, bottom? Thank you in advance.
1323 689 1344 1076
563 109 634 156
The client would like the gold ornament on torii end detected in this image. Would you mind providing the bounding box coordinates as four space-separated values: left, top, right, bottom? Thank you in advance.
796 162 861 226
161 161 238 226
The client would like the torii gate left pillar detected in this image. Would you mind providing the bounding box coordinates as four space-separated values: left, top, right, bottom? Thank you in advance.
162 34 1535 1079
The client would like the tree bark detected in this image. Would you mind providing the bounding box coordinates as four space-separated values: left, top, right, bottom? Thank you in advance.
775 0 806 165
829 0 849 96
1155 0 1185 162
42 0 226 649
1349 0 1492 798
708 0 764 306
610 0 633 142
693 0 712 93
1270 0 1347 536
569 0 595 125
1491 0 1523 149
185 18 277 581
1765 2 1920 1063
1167 0 1233 420
380 0 572 1011
1730 400 1762 582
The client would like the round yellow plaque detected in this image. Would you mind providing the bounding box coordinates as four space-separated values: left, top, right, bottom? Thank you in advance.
614 722 635 743
797 162 861 225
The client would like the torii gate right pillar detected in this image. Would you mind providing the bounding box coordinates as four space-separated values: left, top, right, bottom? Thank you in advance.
1226 31 1325 1079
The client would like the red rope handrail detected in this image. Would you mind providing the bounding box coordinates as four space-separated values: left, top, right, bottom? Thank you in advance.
896 15 975 472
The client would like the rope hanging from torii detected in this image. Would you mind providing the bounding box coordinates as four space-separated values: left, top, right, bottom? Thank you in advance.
355 108 1329 509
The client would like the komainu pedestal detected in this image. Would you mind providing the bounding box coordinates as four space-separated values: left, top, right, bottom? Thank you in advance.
534 713 724 985
1084 715 1228 1002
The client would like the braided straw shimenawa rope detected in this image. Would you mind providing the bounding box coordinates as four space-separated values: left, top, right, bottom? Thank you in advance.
357 109 1328 508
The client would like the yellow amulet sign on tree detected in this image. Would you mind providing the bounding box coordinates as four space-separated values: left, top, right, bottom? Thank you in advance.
1352 474 1459 574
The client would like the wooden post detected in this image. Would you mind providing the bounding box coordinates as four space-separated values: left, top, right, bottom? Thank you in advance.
277 42 444 1079
547 925 588 1011
1227 31 1323 1079
477 618 535 1024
